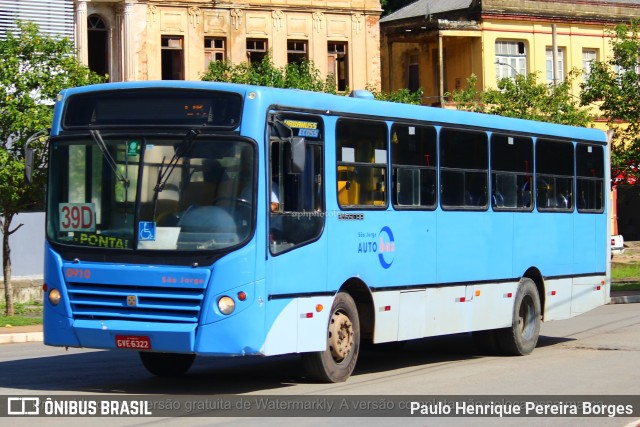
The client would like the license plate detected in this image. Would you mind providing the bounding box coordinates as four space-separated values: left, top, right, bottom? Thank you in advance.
115 335 151 350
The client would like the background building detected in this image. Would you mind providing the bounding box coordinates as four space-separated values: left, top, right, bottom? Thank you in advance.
380 0 640 105
66 0 383 90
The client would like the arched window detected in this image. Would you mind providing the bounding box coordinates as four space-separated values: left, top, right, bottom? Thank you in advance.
88 14 109 79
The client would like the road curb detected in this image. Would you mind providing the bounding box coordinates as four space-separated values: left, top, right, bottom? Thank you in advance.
0 331 43 344
609 295 640 304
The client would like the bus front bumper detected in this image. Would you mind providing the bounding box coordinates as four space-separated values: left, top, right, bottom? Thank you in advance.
46 319 196 353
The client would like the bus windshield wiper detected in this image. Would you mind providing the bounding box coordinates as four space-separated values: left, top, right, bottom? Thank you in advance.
152 129 200 219
90 129 129 185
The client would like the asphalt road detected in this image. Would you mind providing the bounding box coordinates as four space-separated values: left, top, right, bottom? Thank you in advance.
0 303 639 427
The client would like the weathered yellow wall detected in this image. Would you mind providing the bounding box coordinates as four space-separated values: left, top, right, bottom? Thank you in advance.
82 0 382 89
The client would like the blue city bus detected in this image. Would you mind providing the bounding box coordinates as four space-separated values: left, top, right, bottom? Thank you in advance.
41 81 610 382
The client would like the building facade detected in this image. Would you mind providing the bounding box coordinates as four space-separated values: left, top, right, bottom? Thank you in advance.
68 0 382 90
380 0 640 106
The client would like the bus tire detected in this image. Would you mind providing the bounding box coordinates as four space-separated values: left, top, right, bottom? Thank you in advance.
302 292 360 383
139 352 195 377
496 278 541 356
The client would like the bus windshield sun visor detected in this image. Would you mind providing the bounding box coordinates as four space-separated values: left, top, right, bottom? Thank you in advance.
62 89 243 129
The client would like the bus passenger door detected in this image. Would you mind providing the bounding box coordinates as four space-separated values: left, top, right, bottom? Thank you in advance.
264 123 328 355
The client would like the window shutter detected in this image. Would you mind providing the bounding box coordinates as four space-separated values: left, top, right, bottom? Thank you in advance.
0 0 74 40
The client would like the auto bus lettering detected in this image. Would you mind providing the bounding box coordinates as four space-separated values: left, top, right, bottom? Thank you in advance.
357 226 396 268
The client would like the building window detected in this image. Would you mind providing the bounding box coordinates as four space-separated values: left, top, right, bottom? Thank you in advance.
328 42 348 92
204 37 226 68
582 49 598 80
546 47 566 83
161 36 184 80
87 14 108 79
495 40 527 79
287 40 308 64
247 39 267 64
408 54 419 92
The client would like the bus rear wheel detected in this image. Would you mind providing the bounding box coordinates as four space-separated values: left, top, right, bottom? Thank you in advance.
302 292 360 383
139 352 196 377
496 278 541 355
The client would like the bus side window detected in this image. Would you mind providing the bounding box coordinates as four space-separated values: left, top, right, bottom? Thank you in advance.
391 124 437 209
440 128 488 210
536 139 574 212
576 144 604 213
490 134 533 211
336 119 388 208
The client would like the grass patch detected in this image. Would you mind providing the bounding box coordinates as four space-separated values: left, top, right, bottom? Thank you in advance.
611 263 640 280
0 315 42 327
0 301 43 327
611 282 640 292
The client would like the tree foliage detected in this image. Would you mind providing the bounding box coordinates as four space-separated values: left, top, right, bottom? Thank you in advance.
366 85 424 105
0 21 104 315
448 72 591 127
201 53 337 93
581 20 640 185
201 53 425 104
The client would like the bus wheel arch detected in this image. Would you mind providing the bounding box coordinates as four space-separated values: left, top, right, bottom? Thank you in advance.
339 278 374 343
495 276 542 356
522 267 545 321
301 278 373 383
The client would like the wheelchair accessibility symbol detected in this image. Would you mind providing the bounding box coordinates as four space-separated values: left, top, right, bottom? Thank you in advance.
138 221 156 241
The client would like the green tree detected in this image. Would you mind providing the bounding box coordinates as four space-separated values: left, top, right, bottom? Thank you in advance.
448 71 591 127
581 20 640 185
365 85 424 105
0 22 104 316
201 53 337 93
202 53 425 104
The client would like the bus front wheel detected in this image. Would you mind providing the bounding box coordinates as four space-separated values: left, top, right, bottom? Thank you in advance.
496 278 541 355
302 292 360 383
139 352 196 377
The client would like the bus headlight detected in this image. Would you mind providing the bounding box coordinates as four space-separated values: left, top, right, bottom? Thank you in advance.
217 296 235 315
48 288 61 306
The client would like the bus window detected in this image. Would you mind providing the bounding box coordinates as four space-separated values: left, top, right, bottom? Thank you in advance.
536 139 574 212
391 124 437 209
576 144 604 213
440 128 488 210
490 134 533 210
269 116 325 254
336 119 388 208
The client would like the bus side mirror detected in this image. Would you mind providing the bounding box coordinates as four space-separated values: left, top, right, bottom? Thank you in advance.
25 147 34 184
290 136 306 174
24 129 50 184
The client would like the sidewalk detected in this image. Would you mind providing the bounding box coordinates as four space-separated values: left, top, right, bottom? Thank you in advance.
0 291 637 345
0 324 43 344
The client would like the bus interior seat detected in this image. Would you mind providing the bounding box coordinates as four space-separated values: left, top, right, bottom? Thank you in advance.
138 199 180 223
492 192 505 208
337 166 360 205
556 193 570 209
181 181 218 209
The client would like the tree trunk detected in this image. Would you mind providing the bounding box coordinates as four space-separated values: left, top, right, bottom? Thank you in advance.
2 215 14 317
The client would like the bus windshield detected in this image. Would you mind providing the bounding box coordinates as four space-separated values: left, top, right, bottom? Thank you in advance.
46 134 255 252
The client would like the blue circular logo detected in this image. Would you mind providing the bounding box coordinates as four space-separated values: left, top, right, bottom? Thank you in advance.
378 226 395 269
